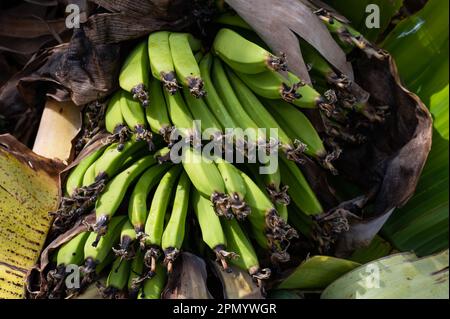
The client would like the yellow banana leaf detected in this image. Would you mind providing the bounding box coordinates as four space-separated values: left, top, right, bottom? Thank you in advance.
0 134 62 299
322 250 449 299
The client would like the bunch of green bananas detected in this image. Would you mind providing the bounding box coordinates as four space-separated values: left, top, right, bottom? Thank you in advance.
46 4 386 298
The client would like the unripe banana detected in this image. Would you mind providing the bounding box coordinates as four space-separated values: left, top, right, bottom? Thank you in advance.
127 249 145 299
183 87 223 141
265 99 326 158
94 140 145 180
215 12 252 30
65 147 105 196
221 219 271 285
56 232 90 267
138 263 167 299
194 51 204 63
128 163 171 236
163 88 195 139
112 220 137 261
144 166 182 273
214 157 251 221
240 171 297 262
83 216 127 273
226 68 305 163
169 33 206 98
82 160 99 187
181 147 231 219
101 256 131 298
105 91 130 149
213 28 287 74
161 172 191 273
192 189 237 271
146 76 173 142
279 157 323 215
93 155 157 243
120 91 154 150
119 40 150 107
199 53 237 130
148 31 179 94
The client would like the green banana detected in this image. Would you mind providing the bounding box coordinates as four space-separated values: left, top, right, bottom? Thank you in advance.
199 53 237 130
169 33 206 98
314 8 387 60
94 140 145 180
265 99 326 158
65 147 105 196
105 91 130 149
148 31 179 94
112 220 137 261
83 216 127 273
56 232 90 268
120 91 154 150
127 249 145 298
215 12 252 30
143 166 182 273
279 157 323 215
82 160 99 187
213 28 287 74
226 68 305 163
137 263 167 299
183 87 223 142
93 155 156 242
100 256 131 298
181 147 231 219
128 163 171 236
221 219 271 285
119 40 150 107
163 88 195 140
240 170 297 262
194 51 204 63
214 157 250 221
146 76 173 142
192 190 237 271
161 171 191 273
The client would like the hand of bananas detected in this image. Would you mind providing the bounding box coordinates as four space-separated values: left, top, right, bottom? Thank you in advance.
43 7 386 299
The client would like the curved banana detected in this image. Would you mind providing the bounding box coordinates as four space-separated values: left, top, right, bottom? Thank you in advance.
181 147 231 219
81 160 99 187
163 88 195 140
119 40 150 107
199 53 237 130
94 140 145 180
265 98 326 158
240 171 297 262
226 68 305 163
213 28 287 74
221 218 271 286
105 91 130 148
65 147 105 196
112 220 137 261
214 157 250 221
127 249 145 299
192 190 237 271
83 216 127 274
146 76 173 142
100 256 131 298
148 31 179 94
143 166 182 273
279 157 323 216
120 91 154 150
183 87 223 142
137 263 167 299
93 155 157 243
161 172 191 273
128 163 171 236
169 33 206 98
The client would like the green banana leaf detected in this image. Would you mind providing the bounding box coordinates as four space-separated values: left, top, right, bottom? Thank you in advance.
381 0 449 256
349 235 393 264
277 256 361 290
326 0 403 41
321 250 449 299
